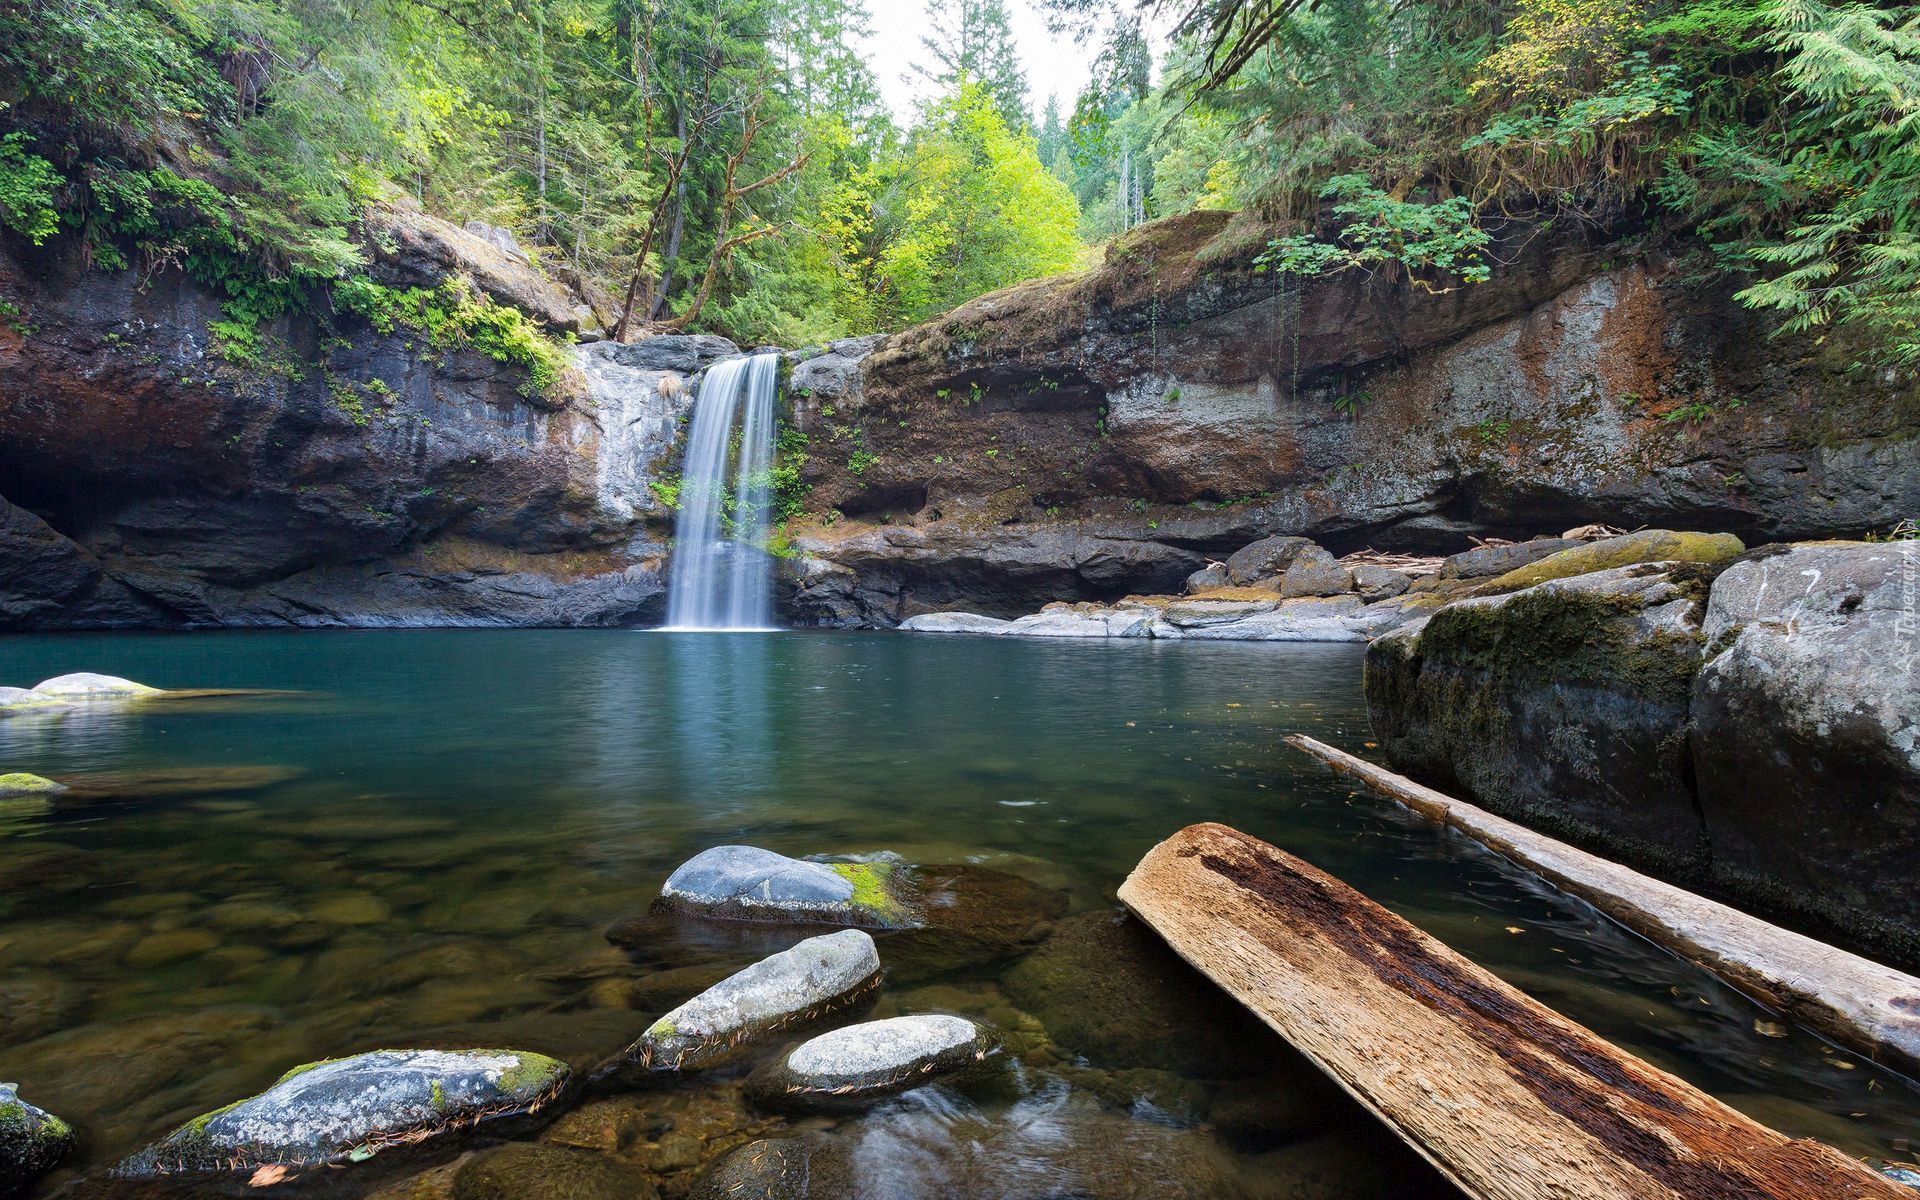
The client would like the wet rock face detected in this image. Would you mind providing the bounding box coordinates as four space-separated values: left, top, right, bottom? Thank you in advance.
658 848 922 930
1692 543 1920 962
1366 563 1713 872
627 929 883 1070
1 1082 74 1199
116 1049 570 1176
746 1015 998 1112
0 234 671 631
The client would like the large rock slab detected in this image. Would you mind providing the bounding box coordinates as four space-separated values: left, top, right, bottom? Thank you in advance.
626 930 882 1070
747 1015 998 1112
117 1049 570 1176
1439 538 1581 580
32 673 159 698
1480 529 1744 592
1693 542 1920 963
1278 545 1355 597
1 1083 73 1199
659 846 922 929
1366 563 1713 873
1224 535 1314 586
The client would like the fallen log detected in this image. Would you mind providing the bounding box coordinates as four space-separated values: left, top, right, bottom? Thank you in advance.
1286 733 1920 1079
1118 823 1910 1200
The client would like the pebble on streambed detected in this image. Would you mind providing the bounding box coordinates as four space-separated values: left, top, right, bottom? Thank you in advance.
113 1049 570 1178
0 1082 74 1200
657 846 924 929
746 1015 1000 1113
623 929 883 1072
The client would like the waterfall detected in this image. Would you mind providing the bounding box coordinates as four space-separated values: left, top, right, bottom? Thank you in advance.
664 353 781 630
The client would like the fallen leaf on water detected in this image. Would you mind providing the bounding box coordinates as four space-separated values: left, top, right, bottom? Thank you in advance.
248 1165 291 1188
1826 1058 1857 1070
1505 926 1525 935
1364 741 1378 748
1754 1019 1789 1038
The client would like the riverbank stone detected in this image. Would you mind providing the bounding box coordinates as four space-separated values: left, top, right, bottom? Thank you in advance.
626 929 882 1070
1224 536 1313 586
31 673 160 698
1478 529 1744 593
116 1049 570 1176
1 1083 74 1199
746 1015 998 1112
659 846 922 929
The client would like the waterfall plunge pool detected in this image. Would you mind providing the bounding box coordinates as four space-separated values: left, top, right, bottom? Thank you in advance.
1 629 1915 1197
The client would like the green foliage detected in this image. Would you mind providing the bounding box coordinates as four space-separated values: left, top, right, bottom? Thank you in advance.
332 276 567 397
847 448 881 476
0 132 62 245
770 425 812 521
1258 175 1491 288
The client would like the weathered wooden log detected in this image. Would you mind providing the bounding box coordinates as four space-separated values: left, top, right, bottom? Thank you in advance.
1118 822 1910 1200
1286 733 1920 1079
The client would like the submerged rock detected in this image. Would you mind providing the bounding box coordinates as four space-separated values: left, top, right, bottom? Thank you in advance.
116 1048 570 1176
695 1103 1246 1200
1693 542 1920 961
1 1083 74 1199
0 774 65 800
451 1142 660 1200
31 673 159 698
747 1015 998 1112
883 863 1070 984
1003 910 1282 1078
1366 562 1712 873
627 929 883 1070
659 846 922 929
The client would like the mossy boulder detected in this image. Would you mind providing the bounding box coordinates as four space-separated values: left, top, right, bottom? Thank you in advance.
1001 909 1283 1078
1 1083 74 1199
657 846 923 930
30 673 160 698
1693 542 1920 964
0 775 65 800
116 1049 570 1177
1365 563 1712 872
624 929 882 1071
745 1015 999 1113
1479 529 1744 593
452 1142 660 1200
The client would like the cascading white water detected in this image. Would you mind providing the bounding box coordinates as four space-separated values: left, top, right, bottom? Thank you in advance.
663 353 781 630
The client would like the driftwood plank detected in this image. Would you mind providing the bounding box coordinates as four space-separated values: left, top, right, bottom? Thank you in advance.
1118 822 1909 1200
1286 733 1920 1078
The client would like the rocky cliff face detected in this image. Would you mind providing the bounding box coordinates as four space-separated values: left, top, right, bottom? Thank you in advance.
0 215 696 629
785 211 1920 625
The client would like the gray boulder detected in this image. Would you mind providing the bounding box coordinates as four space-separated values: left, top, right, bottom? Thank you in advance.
1 1083 73 1198
602 335 743 374
32 673 158 698
0 774 64 800
116 1048 570 1176
1278 545 1355 597
1183 563 1230 593
1351 563 1412 600
0 688 62 715
627 930 882 1070
1692 542 1920 962
1224 536 1313 586
899 612 1013 634
747 1015 998 1112
1366 562 1712 873
659 846 922 929
1439 538 1581 580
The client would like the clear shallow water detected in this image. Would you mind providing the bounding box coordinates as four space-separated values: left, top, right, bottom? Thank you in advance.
0 630 1915 1197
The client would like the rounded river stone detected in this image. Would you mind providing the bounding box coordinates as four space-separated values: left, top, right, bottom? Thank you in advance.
748 1015 998 1112
31 673 159 698
116 1048 570 1176
630 929 882 1070
659 846 920 929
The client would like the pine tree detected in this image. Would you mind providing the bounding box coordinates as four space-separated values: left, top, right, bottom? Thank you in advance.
913 0 1030 129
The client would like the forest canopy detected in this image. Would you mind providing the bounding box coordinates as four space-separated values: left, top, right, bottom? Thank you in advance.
0 0 1915 362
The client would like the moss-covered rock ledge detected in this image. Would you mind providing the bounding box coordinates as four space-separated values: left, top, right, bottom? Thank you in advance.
1365 538 1920 967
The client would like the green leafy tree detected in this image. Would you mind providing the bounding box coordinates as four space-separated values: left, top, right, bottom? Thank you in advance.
915 0 1031 129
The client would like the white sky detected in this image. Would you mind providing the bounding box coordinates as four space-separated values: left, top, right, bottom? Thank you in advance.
861 1 1157 124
